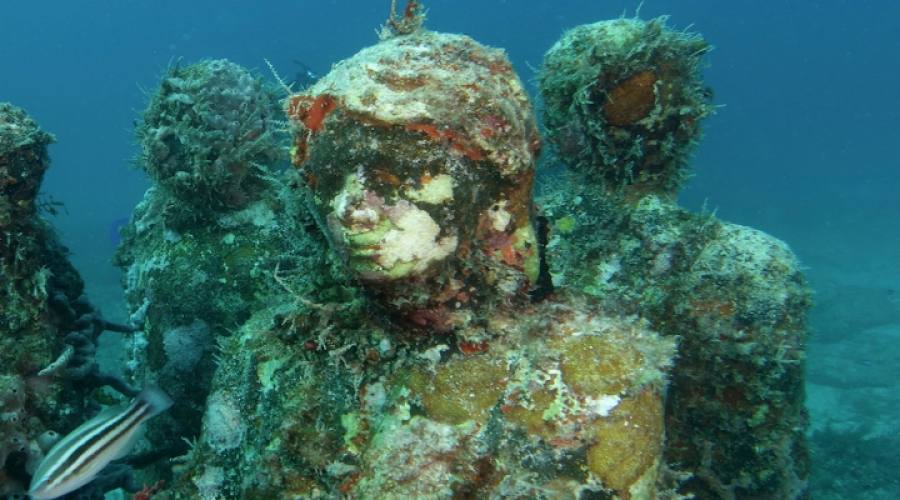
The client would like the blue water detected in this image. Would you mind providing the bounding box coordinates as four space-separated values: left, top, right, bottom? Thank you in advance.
3 0 898 496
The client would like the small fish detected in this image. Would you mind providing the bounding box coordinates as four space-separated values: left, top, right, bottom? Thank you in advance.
29 387 173 499
289 59 320 90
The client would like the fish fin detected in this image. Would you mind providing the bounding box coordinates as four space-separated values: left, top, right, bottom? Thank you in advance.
136 386 174 417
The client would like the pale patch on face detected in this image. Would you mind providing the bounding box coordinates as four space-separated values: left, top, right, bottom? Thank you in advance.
404 173 455 204
378 200 458 275
329 172 457 279
486 199 512 232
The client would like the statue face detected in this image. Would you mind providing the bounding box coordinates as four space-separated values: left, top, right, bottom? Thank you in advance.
325 160 462 284
288 32 542 331
296 112 538 331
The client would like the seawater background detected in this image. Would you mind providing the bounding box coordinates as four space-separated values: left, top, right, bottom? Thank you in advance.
1 0 897 496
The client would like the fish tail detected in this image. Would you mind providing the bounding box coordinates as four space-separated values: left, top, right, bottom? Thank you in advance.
136 386 173 417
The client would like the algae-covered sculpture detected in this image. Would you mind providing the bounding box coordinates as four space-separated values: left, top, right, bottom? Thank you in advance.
1 103 134 496
539 17 714 195
1 104 76 494
137 59 284 223
163 12 678 498
108 6 808 500
288 23 542 335
0 103 53 231
116 59 344 476
537 17 810 499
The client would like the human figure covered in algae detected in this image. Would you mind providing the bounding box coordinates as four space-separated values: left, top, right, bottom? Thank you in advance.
151 5 676 498
113 3 808 499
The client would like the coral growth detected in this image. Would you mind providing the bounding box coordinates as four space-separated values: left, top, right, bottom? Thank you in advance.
539 17 713 194
0 374 30 490
1 103 131 497
538 175 811 498
137 59 285 219
381 0 427 38
98 8 809 500
153 22 677 500
0 102 54 230
288 29 540 332
586 389 664 494
117 59 352 484
537 18 810 494
602 70 658 126
168 290 675 498
288 93 337 133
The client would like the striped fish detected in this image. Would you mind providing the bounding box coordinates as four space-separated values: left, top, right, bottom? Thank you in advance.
29 387 173 499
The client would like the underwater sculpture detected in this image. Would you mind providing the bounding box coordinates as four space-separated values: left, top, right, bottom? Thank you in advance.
152 10 681 499
286 19 542 333
0 102 64 495
539 17 713 196
537 17 810 498
136 58 286 223
114 57 342 479
73 6 806 500
1 104 141 496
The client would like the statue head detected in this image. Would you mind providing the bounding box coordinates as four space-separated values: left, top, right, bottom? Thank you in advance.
289 30 542 332
539 17 713 196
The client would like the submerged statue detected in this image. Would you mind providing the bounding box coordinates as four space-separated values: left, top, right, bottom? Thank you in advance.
156 16 676 498
537 17 810 498
5 3 810 499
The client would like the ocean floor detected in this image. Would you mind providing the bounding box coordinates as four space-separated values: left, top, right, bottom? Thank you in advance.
800 216 900 498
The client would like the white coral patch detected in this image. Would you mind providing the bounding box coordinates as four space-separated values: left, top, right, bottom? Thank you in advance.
487 200 512 231
584 394 621 418
405 174 455 204
202 391 246 453
378 201 457 272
